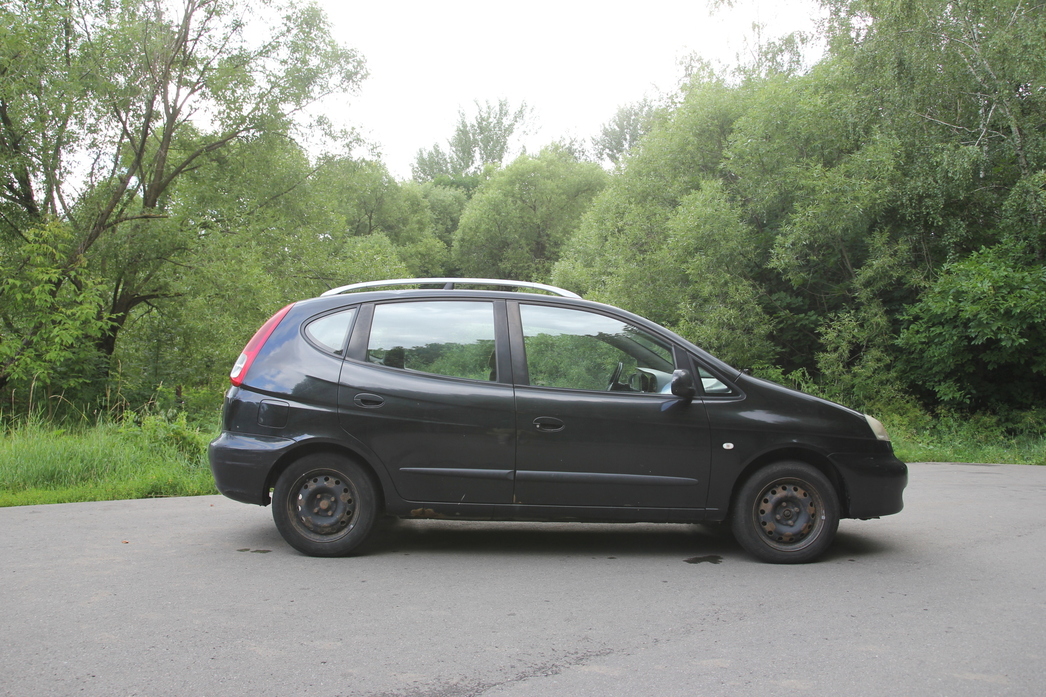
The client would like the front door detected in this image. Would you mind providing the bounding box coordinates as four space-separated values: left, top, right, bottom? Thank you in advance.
511 303 711 510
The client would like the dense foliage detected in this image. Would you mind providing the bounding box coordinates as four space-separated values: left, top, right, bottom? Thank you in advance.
1 0 1044 437
556 0 1046 417
453 147 608 280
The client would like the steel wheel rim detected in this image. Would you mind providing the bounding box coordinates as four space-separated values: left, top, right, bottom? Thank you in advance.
754 478 824 551
290 469 358 540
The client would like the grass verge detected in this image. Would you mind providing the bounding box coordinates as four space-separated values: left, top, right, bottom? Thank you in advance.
0 414 217 507
885 412 1046 466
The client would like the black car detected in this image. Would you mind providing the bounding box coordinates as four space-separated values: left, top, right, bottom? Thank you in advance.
209 278 906 563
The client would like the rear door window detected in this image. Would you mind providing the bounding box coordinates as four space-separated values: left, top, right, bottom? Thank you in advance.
366 301 497 381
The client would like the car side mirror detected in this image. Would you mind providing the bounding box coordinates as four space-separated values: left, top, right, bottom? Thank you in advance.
670 369 697 400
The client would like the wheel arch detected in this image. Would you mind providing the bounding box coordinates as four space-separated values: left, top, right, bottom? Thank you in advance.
265 441 389 514
729 446 849 518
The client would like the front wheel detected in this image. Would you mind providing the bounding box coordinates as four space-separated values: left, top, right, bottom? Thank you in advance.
272 453 379 557
730 461 839 564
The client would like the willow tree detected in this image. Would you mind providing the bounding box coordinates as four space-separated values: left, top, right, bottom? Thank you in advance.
555 0 1046 411
0 0 365 393
452 146 608 281
824 0 1046 408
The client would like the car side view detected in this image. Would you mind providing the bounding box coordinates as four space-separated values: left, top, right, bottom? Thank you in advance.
209 278 907 563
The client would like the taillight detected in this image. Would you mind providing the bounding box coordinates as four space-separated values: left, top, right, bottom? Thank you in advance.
230 303 295 386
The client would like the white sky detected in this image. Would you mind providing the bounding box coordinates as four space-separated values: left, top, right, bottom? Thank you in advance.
315 0 825 179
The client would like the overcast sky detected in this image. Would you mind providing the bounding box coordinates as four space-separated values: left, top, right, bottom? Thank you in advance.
314 0 825 179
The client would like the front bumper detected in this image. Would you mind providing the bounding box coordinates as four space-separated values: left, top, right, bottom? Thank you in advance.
831 450 908 518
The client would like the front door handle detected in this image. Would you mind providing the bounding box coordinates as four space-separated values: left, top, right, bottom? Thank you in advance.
533 416 565 432
354 393 385 408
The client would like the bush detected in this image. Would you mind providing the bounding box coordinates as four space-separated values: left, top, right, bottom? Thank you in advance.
898 246 1046 410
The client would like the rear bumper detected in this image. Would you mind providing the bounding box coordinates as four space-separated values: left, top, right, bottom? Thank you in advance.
830 450 908 518
208 432 295 506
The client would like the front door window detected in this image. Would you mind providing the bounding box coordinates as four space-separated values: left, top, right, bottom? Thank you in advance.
519 304 675 393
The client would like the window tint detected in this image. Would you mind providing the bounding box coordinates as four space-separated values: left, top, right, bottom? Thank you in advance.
305 308 357 354
367 301 497 381
519 304 674 392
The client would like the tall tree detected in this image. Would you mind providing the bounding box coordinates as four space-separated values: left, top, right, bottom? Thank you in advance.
412 99 531 188
821 0 1046 408
0 0 365 391
556 0 1046 411
452 146 607 281
591 99 661 166
314 157 448 276
113 136 411 395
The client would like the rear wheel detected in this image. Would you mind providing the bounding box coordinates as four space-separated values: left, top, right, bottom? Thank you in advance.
730 461 839 564
272 453 379 557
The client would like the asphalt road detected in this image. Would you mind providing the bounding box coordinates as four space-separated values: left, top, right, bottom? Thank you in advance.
1 462 1044 697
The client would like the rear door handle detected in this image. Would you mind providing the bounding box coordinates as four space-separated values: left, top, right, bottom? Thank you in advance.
533 416 565 432
354 393 385 408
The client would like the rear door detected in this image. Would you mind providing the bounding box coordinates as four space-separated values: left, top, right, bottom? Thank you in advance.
338 299 516 504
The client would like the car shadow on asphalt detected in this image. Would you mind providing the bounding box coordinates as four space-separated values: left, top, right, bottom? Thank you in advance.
223 519 287 553
227 516 896 564
358 519 742 560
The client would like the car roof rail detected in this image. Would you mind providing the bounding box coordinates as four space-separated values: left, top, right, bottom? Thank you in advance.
320 277 581 299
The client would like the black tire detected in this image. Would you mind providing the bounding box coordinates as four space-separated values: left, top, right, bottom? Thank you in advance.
730 461 840 564
272 453 379 557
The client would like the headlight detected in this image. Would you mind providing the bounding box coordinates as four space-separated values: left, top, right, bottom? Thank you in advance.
865 414 891 442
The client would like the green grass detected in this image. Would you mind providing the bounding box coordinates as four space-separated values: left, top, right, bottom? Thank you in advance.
885 412 1046 466
0 413 217 507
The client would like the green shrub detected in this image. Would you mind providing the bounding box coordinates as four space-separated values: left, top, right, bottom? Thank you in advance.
898 247 1046 410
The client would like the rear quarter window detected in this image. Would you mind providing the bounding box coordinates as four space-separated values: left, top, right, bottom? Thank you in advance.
305 308 358 354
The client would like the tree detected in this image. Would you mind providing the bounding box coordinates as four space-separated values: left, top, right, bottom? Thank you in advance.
0 0 365 393
815 0 1046 404
556 0 1046 411
412 99 531 188
112 136 411 395
313 157 448 276
0 220 108 394
821 0 1046 255
591 99 661 166
452 147 607 281
411 181 468 246
553 73 750 327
